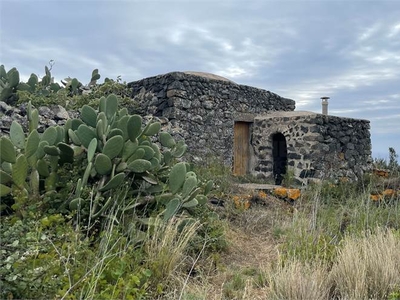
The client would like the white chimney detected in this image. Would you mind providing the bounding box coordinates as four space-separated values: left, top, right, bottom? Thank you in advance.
321 96 330 115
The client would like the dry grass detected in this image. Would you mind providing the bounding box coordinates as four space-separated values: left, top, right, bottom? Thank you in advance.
144 217 201 292
230 198 293 233
221 227 277 270
156 212 400 300
175 224 275 299
267 260 330 300
172 204 282 300
180 271 269 300
266 228 400 300
154 178 400 299
330 228 400 299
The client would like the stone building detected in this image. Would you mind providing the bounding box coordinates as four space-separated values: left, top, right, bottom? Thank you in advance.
128 71 372 184
252 112 371 184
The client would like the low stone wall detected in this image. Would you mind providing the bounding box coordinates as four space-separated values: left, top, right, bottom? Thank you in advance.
128 71 295 164
252 111 372 182
0 102 171 141
0 101 76 134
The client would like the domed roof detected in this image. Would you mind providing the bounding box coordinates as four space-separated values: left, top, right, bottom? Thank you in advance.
183 71 233 83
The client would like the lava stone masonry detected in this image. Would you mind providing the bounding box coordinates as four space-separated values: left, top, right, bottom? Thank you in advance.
252 111 372 182
128 72 295 165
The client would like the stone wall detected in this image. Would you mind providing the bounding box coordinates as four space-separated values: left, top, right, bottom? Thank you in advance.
0 101 174 140
0 101 76 134
128 71 296 164
252 111 372 182
0 71 373 184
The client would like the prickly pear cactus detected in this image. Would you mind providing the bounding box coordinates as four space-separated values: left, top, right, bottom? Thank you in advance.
1 90 212 222
0 64 63 105
0 102 73 216
65 94 211 221
0 65 20 104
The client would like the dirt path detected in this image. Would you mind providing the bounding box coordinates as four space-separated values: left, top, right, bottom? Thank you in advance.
184 195 293 299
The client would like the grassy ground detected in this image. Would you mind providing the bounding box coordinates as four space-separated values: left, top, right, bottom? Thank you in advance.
176 164 400 300
1 163 399 299
2 70 399 299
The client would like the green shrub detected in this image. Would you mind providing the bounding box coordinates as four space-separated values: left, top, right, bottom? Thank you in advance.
0 214 92 299
0 64 224 299
0 101 69 218
222 272 247 299
1 93 211 229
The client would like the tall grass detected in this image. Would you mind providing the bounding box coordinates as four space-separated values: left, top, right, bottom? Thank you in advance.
330 228 400 299
267 228 400 299
144 217 201 285
268 260 329 300
279 179 400 263
58 203 140 300
266 176 400 300
51 162 400 299
54 201 203 299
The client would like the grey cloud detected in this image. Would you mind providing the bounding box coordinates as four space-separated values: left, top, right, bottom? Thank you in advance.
1 0 400 157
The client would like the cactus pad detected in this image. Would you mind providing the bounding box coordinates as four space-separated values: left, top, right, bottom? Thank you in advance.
163 198 181 221
99 173 125 192
102 135 123 159
0 137 16 163
81 105 97 127
58 143 74 165
128 159 152 173
159 132 176 148
0 184 11 197
94 153 112 175
87 138 97 162
10 121 25 149
0 170 12 184
182 176 197 198
12 154 28 188
105 94 118 120
37 159 50 177
127 115 142 142
182 198 198 208
42 126 58 146
76 124 96 148
43 145 60 156
142 122 161 137
169 162 186 193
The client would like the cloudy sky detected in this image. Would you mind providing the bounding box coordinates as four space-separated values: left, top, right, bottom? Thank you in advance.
1 0 399 160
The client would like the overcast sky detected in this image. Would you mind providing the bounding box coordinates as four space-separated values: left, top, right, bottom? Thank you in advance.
1 0 399 160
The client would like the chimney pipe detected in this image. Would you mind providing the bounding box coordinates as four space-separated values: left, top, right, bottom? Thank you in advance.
321 96 330 115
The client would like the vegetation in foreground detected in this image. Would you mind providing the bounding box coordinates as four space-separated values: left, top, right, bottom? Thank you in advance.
1 64 400 299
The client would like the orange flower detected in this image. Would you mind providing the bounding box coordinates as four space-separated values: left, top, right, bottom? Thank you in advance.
233 195 240 207
373 169 389 178
232 195 251 210
258 191 267 199
370 194 382 201
274 187 288 198
273 188 301 201
287 189 301 200
382 189 396 197
244 200 251 210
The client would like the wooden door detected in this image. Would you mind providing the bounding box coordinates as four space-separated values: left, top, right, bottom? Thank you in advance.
233 122 250 176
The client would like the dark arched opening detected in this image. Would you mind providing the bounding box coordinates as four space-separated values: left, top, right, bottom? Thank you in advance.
272 133 287 185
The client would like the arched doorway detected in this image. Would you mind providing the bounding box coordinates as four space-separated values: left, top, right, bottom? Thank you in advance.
272 133 287 185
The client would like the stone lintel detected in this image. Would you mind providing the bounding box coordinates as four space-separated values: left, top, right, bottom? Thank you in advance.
234 113 255 122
